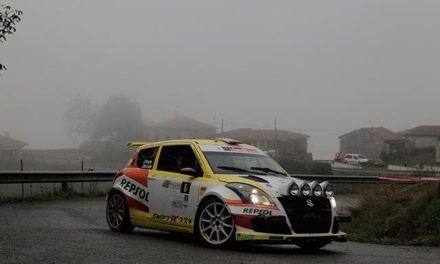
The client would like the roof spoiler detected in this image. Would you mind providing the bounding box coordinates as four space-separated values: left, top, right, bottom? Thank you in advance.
126 141 152 149
214 138 241 145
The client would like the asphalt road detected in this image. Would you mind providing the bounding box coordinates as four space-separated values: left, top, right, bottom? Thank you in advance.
0 198 438 264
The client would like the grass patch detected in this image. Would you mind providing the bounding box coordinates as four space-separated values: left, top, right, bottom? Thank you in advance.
343 184 440 246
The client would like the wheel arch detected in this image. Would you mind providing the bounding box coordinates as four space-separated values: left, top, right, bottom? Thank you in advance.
193 193 231 233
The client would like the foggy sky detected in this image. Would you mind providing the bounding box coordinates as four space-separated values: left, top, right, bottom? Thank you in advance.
1 0 439 159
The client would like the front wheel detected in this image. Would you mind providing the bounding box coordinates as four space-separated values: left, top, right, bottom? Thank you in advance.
106 192 134 232
195 198 235 247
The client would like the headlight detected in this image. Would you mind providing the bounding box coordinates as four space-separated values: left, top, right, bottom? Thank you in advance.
300 183 311 196
313 184 323 196
320 181 334 197
289 182 300 196
330 197 337 209
226 183 275 206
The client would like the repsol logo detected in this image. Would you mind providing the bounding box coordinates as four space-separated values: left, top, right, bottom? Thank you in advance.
119 178 149 202
242 208 273 216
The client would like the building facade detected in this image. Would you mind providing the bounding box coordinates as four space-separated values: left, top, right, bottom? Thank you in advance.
339 127 408 160
399 125 440 163
218 128 311 160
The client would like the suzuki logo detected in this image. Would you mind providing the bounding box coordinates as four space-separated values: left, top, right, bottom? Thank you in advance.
306 199 314 207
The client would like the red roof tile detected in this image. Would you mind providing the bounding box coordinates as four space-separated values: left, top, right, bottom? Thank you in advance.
0 135 28 149
152 116 216 130
399 125 440 137
218 128 309 141
340 127 407 141
363 127 407 141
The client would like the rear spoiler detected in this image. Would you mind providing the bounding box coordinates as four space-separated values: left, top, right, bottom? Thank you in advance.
126 141 152 149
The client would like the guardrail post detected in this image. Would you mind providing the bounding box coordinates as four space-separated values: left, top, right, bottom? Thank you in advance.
20 159 24 198
61 182 68 192
81 160 84 193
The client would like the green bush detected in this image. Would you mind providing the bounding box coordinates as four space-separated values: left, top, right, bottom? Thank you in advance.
343 185 440 246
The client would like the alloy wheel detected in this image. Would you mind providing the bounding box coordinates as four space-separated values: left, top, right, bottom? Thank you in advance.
198 202 234 245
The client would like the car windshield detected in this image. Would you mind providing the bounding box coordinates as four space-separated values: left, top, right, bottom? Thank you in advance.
203 151 287 176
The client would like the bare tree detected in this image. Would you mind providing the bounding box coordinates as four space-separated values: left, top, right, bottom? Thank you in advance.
63 95 95 145
0 4 23 73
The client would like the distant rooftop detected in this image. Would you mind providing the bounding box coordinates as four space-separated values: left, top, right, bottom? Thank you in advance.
151 116 216 131
399 125 440 137
218 128 309 141
0 134 28 150
340 127 407 141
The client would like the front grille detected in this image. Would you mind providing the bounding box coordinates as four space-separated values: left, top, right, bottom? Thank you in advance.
250 216 291 234
278 196 332 234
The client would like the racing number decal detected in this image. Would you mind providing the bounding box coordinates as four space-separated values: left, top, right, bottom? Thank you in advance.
180 182 191 194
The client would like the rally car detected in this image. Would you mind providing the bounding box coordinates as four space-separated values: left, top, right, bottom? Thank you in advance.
106 139 349 250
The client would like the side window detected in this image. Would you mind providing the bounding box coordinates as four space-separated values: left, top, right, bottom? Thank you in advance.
157 145 201 174
137 147 159 169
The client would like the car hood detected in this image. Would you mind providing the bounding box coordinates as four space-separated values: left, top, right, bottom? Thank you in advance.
218 174 306 197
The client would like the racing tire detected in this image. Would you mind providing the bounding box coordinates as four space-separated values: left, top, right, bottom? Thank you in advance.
195 197 235 247
106 192 134 233
295 239 330 251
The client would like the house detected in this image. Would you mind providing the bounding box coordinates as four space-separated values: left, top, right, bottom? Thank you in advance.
0 133 28 159
399 125 440 149
339 127 408 160
217 128 311 160
147 116 216 141
399 125 440 163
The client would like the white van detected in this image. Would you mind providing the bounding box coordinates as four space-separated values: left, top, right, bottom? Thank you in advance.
344 154 368 165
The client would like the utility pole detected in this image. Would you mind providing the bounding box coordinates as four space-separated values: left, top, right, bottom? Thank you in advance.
221 119 224 133
274 118 278 159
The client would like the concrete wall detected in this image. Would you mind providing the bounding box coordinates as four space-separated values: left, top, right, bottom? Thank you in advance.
340 130 385 160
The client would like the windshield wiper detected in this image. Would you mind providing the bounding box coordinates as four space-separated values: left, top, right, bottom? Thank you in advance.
217 166 266 175
250 167 287 176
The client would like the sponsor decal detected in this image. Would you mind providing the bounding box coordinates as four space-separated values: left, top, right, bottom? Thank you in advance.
198 144 265 155
236 234 255 241
171 200 188 209
242 208 273 216
162 180 181 190
114 176 149 204
180 182 191 194
152 214 192 225
184 195 189 202
199 186 207 196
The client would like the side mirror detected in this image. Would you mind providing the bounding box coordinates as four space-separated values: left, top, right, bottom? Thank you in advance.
180 167 199 177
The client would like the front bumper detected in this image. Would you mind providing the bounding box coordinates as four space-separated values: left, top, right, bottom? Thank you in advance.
236 231 347 242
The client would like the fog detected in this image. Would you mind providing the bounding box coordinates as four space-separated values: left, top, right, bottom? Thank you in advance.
1 0 439 159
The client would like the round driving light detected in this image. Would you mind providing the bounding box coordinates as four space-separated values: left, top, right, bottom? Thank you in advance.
313 184 323 196
289 183 300 196
324 184 333 197
301 183 311 196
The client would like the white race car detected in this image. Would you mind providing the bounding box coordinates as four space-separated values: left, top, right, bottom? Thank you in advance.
106 139 349 250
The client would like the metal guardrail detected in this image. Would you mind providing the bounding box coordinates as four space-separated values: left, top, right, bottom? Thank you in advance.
0 171 438 184
0 171 115 184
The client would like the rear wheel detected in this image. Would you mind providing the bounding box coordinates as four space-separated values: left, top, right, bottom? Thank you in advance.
196 198 235 246
106 192 134 232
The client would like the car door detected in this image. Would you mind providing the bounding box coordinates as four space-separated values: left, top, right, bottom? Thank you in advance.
121 146 159 222
147 143 203 230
